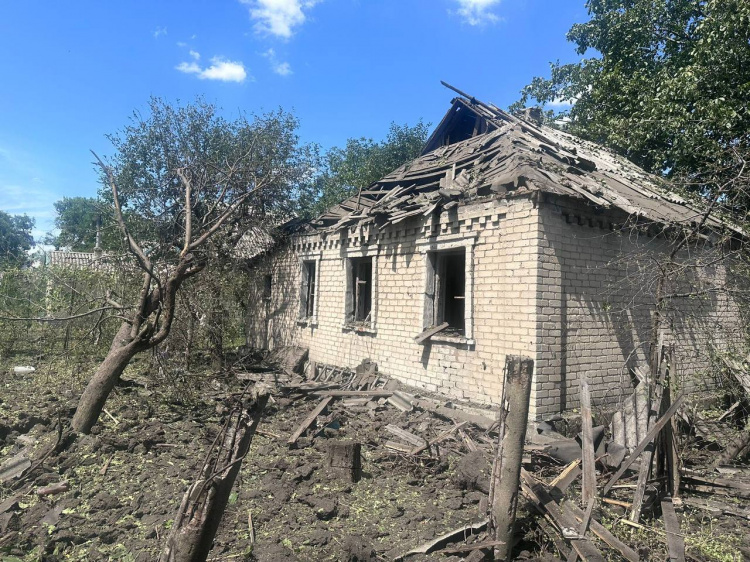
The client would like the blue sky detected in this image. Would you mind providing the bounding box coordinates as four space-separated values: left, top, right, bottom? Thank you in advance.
0 0 587 239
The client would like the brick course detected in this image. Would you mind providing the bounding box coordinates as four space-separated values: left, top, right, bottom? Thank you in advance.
246 194 741 418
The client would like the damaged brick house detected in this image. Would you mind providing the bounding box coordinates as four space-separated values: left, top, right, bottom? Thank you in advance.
245 88 742 419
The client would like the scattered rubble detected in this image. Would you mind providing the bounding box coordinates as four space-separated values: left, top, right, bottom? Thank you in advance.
0 348 749 560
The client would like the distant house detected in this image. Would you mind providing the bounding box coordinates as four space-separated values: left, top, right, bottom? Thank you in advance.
245 89 742 419
48 250 105 270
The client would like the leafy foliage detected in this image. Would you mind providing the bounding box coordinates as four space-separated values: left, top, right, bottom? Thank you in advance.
301 121 430 217
0 210 34 267
513 0 750 183
46 196 120 251
103 97 317 264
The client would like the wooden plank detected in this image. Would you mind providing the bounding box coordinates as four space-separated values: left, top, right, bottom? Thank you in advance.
680 469 750 492
287 396 333 445
681 497 750 520
680 482 750 499
550 460 581 495
633 349 670 521
662 385 681 499
580 376 597 504
602 498 632 509
602 393 686 496
414 322 449 344
412 398 495 430
564 500 640 562
521 469 605 562
661 498 685 562
566 497 595 562
538 517 572 560
409 422 467 455
384 441 413 453
384 424 427 448
458 429 478 452
313 390 393 398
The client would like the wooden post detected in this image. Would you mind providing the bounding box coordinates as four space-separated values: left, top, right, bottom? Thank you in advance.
325 441 362 483
491 355 534 561
580 374 597 505
160 390 268 562
630 347 668 522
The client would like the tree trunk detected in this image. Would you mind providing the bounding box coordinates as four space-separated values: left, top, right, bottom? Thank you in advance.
71 322 140 434
160 391 268 562
492 355 534 561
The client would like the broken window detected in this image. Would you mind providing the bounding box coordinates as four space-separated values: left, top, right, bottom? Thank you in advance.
262 274 272 301
299 260 317 319
346 257 372 324
426 249 466 335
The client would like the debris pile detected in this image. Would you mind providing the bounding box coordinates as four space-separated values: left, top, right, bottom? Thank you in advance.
1 346 749 560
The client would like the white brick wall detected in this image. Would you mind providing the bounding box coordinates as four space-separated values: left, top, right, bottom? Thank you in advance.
245 193 742 419
246 196 539 408
534 195 743 417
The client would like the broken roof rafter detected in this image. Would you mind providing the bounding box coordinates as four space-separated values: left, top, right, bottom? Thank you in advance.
303 82 743 237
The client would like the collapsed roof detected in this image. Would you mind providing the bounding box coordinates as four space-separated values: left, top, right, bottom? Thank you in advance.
310 83 738 236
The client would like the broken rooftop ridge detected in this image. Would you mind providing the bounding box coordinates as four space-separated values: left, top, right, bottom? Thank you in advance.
309 83 739 236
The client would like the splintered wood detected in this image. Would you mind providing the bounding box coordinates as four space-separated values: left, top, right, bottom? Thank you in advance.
579 375 596 504
270 345 747 561
287 396 333 445
160 391 269 562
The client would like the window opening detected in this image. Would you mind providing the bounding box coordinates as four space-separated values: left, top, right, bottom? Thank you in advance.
300 260 316 319
439 251 465 332
431 249 466 335
348 257 372 324
262 274 272 300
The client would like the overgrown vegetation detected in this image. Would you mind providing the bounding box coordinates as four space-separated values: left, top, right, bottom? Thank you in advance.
513 0 750 189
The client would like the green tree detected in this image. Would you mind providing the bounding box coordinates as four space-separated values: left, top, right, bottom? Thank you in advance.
302 121 430 217
513 0 750 185
0 211 34 267
46 197 121 251
71 98 315 433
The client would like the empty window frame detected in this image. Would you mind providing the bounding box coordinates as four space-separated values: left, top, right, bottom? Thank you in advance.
426 249 466 335
299 260 317 320
262 274 272 301
346 257 373 324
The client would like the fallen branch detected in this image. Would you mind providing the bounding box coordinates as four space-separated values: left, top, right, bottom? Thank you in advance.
440 540 506 554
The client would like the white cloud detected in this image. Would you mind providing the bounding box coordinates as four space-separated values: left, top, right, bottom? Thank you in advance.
274 61 292 76
176 41 188 48
153 26 167 38
189 50 201 60
176 57 248 83
262 48 293 76
240 0 319 39
452 0 502 26
547 97 575 108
